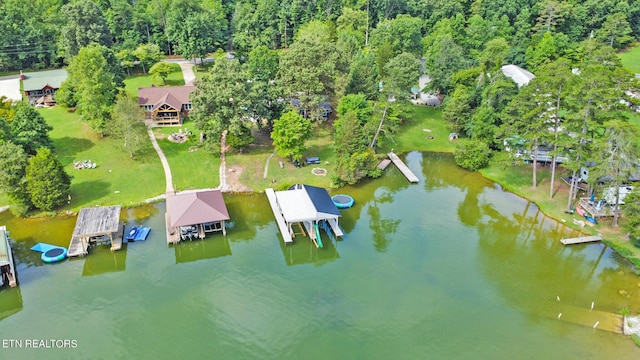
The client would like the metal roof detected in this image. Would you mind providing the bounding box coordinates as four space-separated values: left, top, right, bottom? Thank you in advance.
274 185 340 223
500 64 535 88
166 190 230 227
22 69 68 92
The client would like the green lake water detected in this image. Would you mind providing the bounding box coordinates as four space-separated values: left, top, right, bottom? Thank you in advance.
0 152 639 359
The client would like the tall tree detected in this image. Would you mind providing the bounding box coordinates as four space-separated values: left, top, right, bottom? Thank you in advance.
271 110 313 161
369 14 423 55
596 12 634 49
591 119 639 226
134 43 163 73
278 35 345 120
533 0 572 34
190 59 252 152
58 1 113 60
107 95 149 158
345 51 381 100
25 147 72 211
370 52 420 148
0 140 31 216
9 102 53 155
63 44 125 133
148 62 173 84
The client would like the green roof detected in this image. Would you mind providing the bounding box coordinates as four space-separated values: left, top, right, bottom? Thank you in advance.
22 69 68 91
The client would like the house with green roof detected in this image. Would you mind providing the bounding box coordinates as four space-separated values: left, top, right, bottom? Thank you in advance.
22 69 68 105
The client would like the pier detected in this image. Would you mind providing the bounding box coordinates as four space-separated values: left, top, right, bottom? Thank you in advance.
560 234 603 245
388 152 419 183
265 188 293 243
68 205 122 257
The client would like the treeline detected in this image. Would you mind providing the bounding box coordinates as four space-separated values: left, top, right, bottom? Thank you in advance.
1 0 639 72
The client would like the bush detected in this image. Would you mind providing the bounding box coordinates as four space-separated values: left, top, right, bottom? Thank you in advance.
454 139 492 171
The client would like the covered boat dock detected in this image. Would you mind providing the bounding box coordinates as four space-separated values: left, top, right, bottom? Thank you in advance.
165 189 230 244
0 226 17 288
266 184 343 247
68 205 124 257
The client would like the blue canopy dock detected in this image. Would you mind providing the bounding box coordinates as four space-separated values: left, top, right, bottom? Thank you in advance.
266 184 343 247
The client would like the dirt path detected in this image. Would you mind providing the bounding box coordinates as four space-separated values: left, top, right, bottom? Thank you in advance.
263 152 275 178
217 130 251 192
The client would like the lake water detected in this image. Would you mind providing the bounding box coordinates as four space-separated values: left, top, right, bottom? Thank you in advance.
0 152 639 359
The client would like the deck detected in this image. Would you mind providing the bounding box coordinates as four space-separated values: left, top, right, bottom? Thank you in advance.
265 188 293 244
560 235 603 245
67 236 89 257
579 198 614 218
388 152 419 183
166 212 180 244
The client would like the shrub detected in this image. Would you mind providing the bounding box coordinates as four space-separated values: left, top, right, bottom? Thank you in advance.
454 139 491 171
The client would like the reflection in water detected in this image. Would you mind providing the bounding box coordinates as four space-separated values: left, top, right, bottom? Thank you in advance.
173 236 232 264
0 287 22 321
82 245 127 276
279 233 339 266
0 153 639 358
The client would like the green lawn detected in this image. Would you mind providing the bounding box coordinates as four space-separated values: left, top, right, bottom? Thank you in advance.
619 43 640 73
152 119 220 191
379 104 456 153
234 123 336 191
123 63 185 98
38 107 165 210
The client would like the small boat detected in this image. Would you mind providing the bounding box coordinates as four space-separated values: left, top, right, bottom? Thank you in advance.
126 227 139 241
576 206 585 217
133 227 151 241
584 215 598 225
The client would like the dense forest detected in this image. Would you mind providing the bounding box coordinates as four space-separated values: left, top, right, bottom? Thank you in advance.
1 0 639 72
1 0 640 233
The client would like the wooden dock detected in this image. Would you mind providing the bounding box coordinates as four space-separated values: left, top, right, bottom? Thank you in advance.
110 222 125 252
67 236 89 257
579 198 614 218
388 152 419 183
265 188 293 243
377 159 391 170
561 234 603 245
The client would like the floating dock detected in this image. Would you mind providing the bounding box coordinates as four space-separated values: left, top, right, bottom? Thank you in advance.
560 234 603 245
388 152 419 183
377 159 391 170
265 188 293 243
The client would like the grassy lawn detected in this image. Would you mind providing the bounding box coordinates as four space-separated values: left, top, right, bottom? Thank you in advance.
379 104 456 153
152 119 220 191
37 107 165 210
234 123 336 191
123 63 185 98
619 43 640 73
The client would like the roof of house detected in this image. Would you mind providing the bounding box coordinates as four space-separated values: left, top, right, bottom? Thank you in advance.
138 85 196 111
22 69 68 92
166 189 230 228
500 64 535 88
274 184 340 223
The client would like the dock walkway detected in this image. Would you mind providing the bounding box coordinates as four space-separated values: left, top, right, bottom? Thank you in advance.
561 235 603 245
67 236 89 257
388 152 419 183
265 188 293 244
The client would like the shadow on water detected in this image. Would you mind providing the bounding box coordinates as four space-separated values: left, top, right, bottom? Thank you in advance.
81 245 127 276
172 235 232 264
0 287 23 321
224 193 274 243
